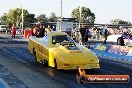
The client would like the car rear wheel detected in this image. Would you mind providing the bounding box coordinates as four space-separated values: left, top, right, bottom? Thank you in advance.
54 59 57 69
33 48 37 63
33 48 36 55
42 60 48 66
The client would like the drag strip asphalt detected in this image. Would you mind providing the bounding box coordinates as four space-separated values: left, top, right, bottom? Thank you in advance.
0 37 131 88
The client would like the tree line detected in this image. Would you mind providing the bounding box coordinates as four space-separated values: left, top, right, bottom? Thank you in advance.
0 6 131 28
0 8 58 28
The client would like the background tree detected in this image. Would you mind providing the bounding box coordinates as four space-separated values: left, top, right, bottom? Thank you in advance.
71 6 95 23
7 8 26 27
111 19 131 24
25 14 36 23
6 8 36 28
0 13 7 24
37 14 47 22
49 12 57 22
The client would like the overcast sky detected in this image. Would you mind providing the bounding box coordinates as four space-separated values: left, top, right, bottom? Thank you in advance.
0 0 132 23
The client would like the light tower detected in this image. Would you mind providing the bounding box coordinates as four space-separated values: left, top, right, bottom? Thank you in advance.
21 0 24 35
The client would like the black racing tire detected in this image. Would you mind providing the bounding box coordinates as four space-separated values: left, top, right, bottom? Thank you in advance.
33 48 36 58
43 60 48 66
33 48 36 55
54 59 57 69
33 48 38 63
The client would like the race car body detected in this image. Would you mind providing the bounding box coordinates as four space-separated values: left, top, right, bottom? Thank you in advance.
28 31 100 70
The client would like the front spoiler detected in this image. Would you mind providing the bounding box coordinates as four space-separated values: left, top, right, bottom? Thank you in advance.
57 63 100 70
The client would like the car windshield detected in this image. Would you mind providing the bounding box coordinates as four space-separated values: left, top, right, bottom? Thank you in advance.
52 35 74 44
65 46 80 50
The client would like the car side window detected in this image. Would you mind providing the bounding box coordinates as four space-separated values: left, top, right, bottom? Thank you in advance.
43 34 50 44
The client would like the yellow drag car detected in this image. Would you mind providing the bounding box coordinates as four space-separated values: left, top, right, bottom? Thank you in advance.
28 31 100 70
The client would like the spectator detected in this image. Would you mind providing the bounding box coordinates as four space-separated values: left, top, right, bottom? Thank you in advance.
6 25 8 34
11 24 16 38
103 26 108 44
74 28 79 42
95 28 100 39
80 25 86 45
33 26 38 36
37 25 45 37
78 31 82 45
72 30 76 41
45 25 51 34
85 28 90 43
52 26 56 31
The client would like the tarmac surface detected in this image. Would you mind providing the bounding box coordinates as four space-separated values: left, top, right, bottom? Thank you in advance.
0 33 132 88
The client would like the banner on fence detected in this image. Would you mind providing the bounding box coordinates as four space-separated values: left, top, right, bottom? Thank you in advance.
93 44 132 56
93 44 111 52
108 45 132 55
